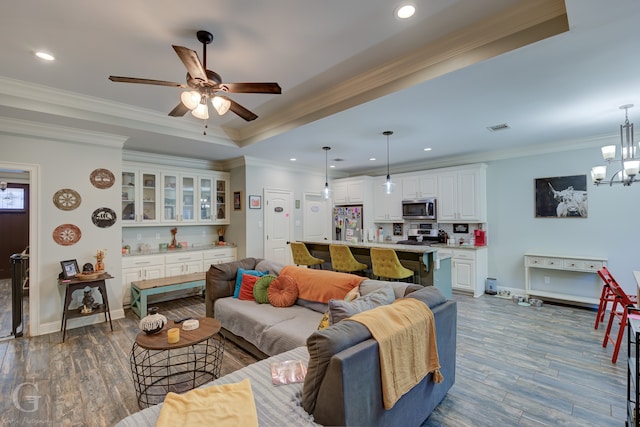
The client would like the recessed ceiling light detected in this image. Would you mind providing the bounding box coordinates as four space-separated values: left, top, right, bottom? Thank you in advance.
395 4 416 19
330 165 336 168
289 158 296 161
35 51 55 61
369 157 376 161
423 148 432 152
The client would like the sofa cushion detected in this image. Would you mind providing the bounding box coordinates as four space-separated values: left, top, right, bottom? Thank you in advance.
281 265 364 303
360 279 421 299
268 275 298 307
328 286 395 325
233 268 269 298
255 259 285 276
215 297 323 356
238 274 260 301
406 286 447 308
296 299 328 313
254 275 277 304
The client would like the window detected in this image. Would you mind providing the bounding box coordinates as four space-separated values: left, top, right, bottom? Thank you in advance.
0 188 26 211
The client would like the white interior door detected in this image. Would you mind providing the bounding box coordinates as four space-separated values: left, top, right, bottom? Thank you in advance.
302 192 331 241
264 189 293 264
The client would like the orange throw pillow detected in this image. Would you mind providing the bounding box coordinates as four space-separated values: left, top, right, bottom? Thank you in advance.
280 265 365 304
268 275 299 307
238 274 259 301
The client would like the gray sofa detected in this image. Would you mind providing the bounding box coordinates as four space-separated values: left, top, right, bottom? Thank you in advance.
204 257 457 426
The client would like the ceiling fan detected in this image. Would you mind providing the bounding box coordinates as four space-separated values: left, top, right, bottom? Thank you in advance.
109 30 281 122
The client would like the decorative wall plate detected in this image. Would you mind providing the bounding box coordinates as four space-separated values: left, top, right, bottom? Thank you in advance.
53 188 81 211
90 168 115 189
91 207 117 228
53 224 82 246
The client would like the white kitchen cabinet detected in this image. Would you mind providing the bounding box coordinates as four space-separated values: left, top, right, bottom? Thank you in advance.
121 169 161 226
121 255 164 305
333 178 366 204
202 247 237 269
164 252 203 277
373 176 403 222
436 247 487 297
401 173 437 199
212 175 230 224
437 164 486 222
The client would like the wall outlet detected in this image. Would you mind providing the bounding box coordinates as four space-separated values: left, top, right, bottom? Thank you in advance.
136 233 142 241
544 276 550 284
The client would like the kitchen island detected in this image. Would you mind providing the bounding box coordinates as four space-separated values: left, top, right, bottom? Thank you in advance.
297 240 449 291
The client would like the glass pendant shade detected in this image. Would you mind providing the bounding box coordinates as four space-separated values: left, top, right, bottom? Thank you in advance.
322 146 331 199
593 105 639 186
212 96 231 115
591 166 606 181
383 175 396 194
181 91 201 110
323 183 331 199
191 103 209 120
624 160 640 176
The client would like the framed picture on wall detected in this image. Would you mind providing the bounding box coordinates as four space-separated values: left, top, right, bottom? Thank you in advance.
233 191 241 211
535 174 587 218
249 195 261 209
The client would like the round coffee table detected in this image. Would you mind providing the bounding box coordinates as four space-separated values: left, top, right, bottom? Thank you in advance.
129 317 224 408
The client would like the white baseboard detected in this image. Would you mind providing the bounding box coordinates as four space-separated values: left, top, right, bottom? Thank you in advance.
38 308 125 336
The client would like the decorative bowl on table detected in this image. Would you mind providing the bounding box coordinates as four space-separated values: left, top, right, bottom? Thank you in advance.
75 271 103 280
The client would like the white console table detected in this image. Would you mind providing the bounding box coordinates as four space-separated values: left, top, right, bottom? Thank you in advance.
524 253 607 304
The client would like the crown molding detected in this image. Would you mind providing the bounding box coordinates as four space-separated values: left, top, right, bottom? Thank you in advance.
123 150 225 170
0 116 126 148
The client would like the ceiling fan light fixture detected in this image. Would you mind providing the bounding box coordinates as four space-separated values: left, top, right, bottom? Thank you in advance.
191 103 209 120
212 96 231 115
181 91 201 110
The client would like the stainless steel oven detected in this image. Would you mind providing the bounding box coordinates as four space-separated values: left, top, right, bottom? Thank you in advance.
402 198 436 220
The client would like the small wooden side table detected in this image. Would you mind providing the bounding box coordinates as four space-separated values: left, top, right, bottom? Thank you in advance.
58 273 114 342
129 317 225 408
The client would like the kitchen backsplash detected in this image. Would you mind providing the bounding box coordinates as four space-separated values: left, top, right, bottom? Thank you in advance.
438 223 485 245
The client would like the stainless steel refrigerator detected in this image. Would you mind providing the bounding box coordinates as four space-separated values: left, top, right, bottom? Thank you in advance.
333 205 363 243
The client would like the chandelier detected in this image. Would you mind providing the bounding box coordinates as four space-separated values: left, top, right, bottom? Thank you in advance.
592 104 639 186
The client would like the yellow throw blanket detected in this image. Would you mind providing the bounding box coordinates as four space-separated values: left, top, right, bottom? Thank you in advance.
156 378 258 427
348 298 443 410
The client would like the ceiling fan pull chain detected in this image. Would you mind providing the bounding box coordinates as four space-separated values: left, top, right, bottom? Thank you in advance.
203 120 208 136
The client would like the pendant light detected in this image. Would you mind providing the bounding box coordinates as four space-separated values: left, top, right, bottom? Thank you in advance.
382 131 396 194
322 146 331 199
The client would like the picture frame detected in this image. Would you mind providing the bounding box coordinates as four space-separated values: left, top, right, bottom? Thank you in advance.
233 191 242 211
535 174 588 218
249 195 262 209
60 259 80 279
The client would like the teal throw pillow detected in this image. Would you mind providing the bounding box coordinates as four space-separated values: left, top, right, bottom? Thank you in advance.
233 268 269 298
253 274 277 304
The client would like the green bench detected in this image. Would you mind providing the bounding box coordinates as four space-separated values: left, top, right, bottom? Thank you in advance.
130 272 205 319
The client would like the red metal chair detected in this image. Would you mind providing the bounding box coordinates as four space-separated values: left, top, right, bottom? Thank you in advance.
602 271 636 363
596 266 637 330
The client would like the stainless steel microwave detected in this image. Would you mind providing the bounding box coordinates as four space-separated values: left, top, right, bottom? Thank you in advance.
402 198 436 220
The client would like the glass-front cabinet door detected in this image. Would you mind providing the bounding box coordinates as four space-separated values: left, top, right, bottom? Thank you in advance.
122 170 159 225
215 178 228 223
181 175 196 223
199 177 212 222
121 171 137 223
141 173 158 222
162 174 178 222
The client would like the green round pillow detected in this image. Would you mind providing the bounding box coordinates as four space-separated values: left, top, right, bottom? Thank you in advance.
253 274 277 304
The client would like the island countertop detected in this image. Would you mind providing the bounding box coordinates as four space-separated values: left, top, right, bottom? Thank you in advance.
298 239 439 254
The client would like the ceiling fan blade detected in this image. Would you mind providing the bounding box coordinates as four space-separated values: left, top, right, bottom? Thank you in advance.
220 82 282 94
172 45 208 83
109 76 187 88
222 97 258 121
168 102 190 117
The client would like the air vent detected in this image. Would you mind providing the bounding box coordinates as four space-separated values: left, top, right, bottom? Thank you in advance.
487 123 510 132
332 158 345 162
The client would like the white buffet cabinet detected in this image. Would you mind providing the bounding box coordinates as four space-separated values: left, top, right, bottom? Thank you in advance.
434 246 488 297
121 246 237 306
524 253 607 305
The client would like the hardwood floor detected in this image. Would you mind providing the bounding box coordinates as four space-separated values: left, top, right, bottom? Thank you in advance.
0 292 627 426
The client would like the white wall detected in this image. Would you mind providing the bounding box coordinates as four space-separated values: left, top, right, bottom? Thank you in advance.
486 145 640 296
228 158 324 259
0 120 125 335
